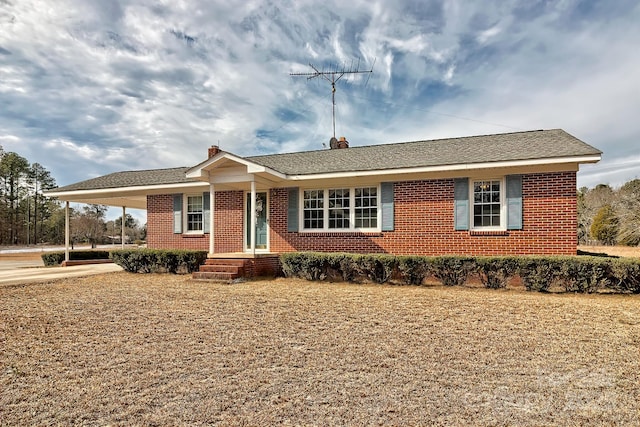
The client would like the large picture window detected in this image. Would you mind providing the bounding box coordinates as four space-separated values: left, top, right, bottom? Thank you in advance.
302 186 379 231
472 180 502 228
186 194 204 232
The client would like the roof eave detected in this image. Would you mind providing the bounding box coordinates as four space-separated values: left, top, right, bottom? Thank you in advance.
286 155 602 181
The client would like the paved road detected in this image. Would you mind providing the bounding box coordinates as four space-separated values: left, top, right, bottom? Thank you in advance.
0 261 123 286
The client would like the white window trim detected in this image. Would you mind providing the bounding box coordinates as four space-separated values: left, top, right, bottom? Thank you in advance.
469 177 507 231
184 193 205 235
299 185 381 233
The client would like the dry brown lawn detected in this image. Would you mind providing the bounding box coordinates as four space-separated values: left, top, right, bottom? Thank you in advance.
1 273 639 426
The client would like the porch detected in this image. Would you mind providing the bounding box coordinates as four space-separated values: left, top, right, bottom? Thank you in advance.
192 253 281 281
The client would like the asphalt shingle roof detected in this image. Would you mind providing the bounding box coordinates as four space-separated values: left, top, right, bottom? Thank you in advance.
51 167 191 192
246 129 601 175
49 129 600 193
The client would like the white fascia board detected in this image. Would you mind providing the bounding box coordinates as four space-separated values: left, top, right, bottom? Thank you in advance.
45 181 206 199
286 155 602 181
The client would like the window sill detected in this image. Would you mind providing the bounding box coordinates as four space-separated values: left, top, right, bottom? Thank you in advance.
182 233 207 238
469 230 509 236
297 231 383 237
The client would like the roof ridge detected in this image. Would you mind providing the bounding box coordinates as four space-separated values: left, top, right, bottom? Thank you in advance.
247 129 557 159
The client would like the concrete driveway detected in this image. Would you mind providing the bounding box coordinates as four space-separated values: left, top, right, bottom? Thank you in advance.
0 260 123 286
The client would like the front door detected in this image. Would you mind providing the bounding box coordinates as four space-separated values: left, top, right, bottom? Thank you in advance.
246 192 268 250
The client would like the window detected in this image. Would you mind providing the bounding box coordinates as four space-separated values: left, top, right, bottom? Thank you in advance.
328 188 350 229
472 180 502 228
303 190 324 229
355 187 377 228
302 186 379 231
186 194 204 232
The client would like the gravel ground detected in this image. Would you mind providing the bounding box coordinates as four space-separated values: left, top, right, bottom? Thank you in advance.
1 273 639 426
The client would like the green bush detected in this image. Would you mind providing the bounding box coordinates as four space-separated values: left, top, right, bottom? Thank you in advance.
475 257 520 289
280 252 330 281
41 250 110 266
110 249 207 274
559 257 611 293
279 251 640 294
429 256 475 286
397 256 431 285
609 258 640 293
353 254 397 284
517 257 563 292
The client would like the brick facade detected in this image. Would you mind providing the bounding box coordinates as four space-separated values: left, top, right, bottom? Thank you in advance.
148 171 578 256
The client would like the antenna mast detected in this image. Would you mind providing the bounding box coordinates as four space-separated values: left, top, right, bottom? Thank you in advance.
290 59 374 139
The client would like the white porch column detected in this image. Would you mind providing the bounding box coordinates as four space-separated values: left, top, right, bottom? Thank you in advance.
250 180 256 255
209 183 215 256
64 201 70 262
121 206 126 249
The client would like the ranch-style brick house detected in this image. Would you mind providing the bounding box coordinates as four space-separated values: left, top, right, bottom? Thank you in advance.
47 129 601 277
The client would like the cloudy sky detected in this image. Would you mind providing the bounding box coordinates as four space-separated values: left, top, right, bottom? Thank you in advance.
1 0 639 219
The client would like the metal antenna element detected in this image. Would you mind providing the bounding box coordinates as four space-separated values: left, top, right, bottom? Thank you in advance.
290 58 374 139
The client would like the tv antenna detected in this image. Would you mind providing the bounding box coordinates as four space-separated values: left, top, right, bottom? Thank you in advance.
290 59 374 139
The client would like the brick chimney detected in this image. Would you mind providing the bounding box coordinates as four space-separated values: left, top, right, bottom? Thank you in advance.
208 145 220 158
336 136 349 149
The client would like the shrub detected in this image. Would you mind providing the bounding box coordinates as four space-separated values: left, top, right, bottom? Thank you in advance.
518 257 563 292
608 258 640 293
559 257 611 293
352 254 397 284
280 252 329 281
397 256 431 285
110 249 207 274
475 257 519 289
41 250 111 267
429 256 475 286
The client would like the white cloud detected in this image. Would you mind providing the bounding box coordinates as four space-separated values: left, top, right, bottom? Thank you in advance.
0 0 638 199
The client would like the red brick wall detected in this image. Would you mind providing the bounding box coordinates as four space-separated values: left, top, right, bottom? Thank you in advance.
147 191 244 252
269 172 578 256
148 172 578 256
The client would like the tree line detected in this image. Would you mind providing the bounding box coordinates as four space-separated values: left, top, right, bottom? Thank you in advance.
0 147 144 247
578 180 640 246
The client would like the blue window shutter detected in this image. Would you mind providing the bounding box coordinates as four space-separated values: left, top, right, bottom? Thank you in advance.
506 175 523 230
203 192 211 233
287 188 299 232
454 178 469 231
381 182 394 231
173 194 183 234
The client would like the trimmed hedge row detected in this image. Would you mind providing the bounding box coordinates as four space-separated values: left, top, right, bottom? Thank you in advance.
280 252 640 294
109 249 208 274
42 250 111 267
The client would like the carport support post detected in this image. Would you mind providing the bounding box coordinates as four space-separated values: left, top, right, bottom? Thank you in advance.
250 180 256 256
209 183 215 256
121 206 126 249
64 201 70 262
